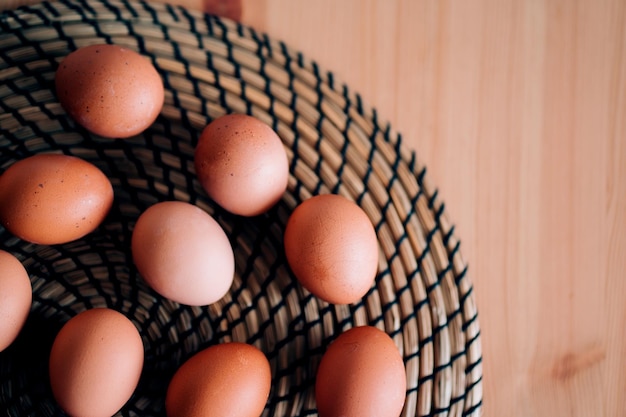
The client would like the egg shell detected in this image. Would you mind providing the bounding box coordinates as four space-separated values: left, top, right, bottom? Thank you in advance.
283 194 379 304
165 342 271 417
48 308 144 417
194 113 289 216
0 153 114 245
55 43 164 138
315 326 407 417
131 201 235 306
0 250 32 352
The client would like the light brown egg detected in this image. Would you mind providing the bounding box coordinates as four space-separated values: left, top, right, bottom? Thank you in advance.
315 326 407 417
0 153 114 245
131 201 235 306
165 342 271 417
283 194 379 304
194 113 289 216
55 43 164 139
49 308 144 417
0 250 31 352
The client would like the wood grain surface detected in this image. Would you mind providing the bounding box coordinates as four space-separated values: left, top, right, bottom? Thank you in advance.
244 2 626 416
3 1 626 416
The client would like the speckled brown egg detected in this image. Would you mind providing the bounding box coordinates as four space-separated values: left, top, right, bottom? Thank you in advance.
194 113 289 216
283 193 379 304
315 326 407 417
55 43 164 138
165 342 271 417
49 308 144 417
0 153 114 245
0 250 31 352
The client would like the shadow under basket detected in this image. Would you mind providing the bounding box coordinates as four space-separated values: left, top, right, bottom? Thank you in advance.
0 1 483 416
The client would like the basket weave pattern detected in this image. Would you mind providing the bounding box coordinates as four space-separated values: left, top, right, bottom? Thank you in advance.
0 1 483 416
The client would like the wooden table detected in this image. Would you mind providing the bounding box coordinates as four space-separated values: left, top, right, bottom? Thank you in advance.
188 2 626 416
3 1 626 416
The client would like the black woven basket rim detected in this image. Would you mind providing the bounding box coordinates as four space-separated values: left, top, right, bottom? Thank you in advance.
0 1 483 416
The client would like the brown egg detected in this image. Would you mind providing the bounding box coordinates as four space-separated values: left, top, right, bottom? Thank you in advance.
49 308 144 417
165 342 271 417
0 153 114 245
315 326 407 417
194 113 289 216
55 43 164 138
0 250 31 352
131 201 235 306
283 194 379 304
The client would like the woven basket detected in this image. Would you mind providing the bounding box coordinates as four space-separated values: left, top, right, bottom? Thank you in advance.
0 1 483 416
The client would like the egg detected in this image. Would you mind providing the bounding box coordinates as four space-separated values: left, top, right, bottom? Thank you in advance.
194 113 289 216
315 326 407 417
131 201 235 306
55 43 164 138
48 308 144 417
165 342 271 417
283 194 379 304
0 153 114 245
0 250 32 352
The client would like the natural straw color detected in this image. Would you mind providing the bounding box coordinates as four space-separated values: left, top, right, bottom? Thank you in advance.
0 0 482 416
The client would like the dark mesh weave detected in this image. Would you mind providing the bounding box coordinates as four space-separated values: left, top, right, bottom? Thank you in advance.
0 1 483 416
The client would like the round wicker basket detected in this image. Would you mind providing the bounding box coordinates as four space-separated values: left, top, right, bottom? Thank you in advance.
0 1 483 416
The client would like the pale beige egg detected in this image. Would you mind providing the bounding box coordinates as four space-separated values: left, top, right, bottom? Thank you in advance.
131 201 235 306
